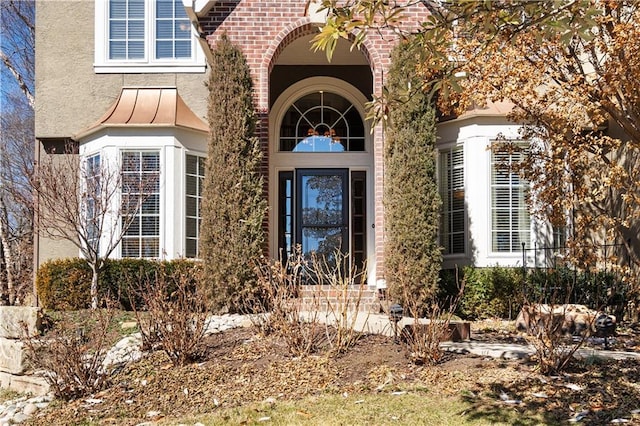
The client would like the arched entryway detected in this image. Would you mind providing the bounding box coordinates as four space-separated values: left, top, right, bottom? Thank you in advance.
270 69 374 274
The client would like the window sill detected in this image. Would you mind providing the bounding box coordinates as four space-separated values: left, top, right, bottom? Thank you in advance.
94 63 207 74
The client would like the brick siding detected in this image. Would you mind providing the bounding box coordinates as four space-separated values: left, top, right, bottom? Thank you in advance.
198 1 429 309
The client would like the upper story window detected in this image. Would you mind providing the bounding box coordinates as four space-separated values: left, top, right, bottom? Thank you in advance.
95 0 206 73
279 92 365 152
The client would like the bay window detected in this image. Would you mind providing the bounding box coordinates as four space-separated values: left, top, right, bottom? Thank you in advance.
121 151 160 258
491 144 530 252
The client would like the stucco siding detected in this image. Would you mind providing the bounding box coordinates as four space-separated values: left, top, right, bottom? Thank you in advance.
35 144 82 264
35 0 208 139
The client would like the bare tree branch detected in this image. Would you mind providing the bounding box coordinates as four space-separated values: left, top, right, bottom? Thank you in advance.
35 143 159 309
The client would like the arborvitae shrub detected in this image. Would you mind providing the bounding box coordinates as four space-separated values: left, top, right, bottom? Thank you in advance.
200 34 266 313
384 41 442 310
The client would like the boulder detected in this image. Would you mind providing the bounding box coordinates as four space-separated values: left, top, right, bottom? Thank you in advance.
0 371 50 396
515 304 613 336
0 338 26 375
0 307 42 339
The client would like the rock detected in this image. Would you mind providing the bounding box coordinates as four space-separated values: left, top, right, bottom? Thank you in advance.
0 338 27 375
12 413 29 424
120 321 138 330
22 403 37 416
0 371 50 396
515 304 608 336
0 307 42 339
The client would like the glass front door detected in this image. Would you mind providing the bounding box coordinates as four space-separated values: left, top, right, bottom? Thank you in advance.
298 169 348 264
278 169 367 272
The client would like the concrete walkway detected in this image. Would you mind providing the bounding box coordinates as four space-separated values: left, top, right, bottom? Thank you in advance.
310 311 640 361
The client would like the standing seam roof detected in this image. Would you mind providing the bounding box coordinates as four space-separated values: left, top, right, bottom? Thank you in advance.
73 87 209 140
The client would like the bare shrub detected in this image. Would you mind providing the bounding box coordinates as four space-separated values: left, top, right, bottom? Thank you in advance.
128 262 210 366
306 251 368 356
519 302 601 375
252 250 324 357
253 249 370 357
399 270 464 366
21 308 119 400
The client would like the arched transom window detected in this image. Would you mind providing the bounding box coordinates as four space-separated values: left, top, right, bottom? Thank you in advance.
279 91 365 152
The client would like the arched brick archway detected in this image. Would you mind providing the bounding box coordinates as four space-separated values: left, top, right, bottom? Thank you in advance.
258 21 383 110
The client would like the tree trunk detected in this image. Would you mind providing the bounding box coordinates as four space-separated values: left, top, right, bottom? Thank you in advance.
0 240 6 305
0 197 15 305
91 263 99 309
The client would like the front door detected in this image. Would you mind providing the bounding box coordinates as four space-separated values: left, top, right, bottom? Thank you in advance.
278 168 366 271
272 82 371 275
297 169 348 263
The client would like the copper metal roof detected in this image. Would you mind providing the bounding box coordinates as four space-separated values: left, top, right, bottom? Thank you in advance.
74 87 208 140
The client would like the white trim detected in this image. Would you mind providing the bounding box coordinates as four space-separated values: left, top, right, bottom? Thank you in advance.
94 0 206 74
95 64 206 73
187 0 214 15
183 150 206 258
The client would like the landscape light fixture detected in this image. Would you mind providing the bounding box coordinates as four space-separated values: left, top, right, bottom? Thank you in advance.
389 303 403 343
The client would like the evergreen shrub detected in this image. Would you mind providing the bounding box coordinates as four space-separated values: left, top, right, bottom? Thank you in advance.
200 34 266 313
36 258 202 310
36 258 91 310
444 265 627 320
457 266 524 320
384 41 442 311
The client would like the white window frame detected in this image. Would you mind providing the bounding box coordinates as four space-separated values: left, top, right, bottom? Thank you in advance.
184 152 204 258
121 150 161 258
490 142 531 253
94 0 206 73
439 145 465 255
84 153 102 252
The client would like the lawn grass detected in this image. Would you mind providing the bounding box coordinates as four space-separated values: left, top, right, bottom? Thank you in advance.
169 390 546 426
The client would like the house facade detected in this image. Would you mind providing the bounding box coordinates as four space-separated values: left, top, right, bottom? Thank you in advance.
34 0 553 296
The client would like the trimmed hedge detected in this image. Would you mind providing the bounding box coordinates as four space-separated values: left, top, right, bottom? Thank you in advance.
36 258 92 311
440 265 629 321
458 266 525 320
36 258 202 310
